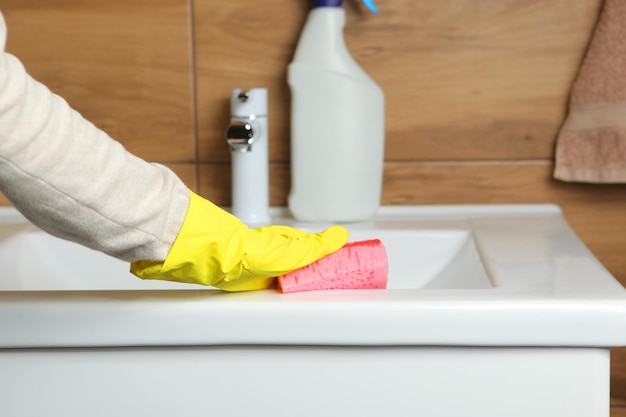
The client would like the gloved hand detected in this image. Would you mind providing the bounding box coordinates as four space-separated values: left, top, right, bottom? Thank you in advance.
130 191 349 291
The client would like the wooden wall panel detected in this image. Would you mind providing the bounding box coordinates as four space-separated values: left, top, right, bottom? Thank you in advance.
613 348 626 407
194 0 602 163
193 0 305 163
371 0 601 161
1 0 195 163
612 408 626 417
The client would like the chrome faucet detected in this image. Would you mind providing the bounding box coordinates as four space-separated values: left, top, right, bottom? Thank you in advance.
225 88 270 226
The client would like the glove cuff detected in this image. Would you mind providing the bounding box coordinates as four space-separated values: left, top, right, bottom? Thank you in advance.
130 190 250 287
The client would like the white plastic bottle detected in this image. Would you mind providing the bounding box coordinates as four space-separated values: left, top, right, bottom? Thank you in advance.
288 0 385 222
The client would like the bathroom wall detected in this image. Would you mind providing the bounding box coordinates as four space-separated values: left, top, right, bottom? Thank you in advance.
2 0 626 412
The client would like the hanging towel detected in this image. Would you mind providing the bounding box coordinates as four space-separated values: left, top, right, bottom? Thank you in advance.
554 0 626 183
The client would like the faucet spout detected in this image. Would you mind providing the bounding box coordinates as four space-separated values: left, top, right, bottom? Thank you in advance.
225 88 270 227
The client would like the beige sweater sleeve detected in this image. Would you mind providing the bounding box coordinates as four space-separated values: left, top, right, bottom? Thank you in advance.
0 12 190 262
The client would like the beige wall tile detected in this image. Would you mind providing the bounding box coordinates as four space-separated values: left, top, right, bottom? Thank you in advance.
2 0 196 163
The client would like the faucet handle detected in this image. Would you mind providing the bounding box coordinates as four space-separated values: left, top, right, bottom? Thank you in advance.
226 120 254 152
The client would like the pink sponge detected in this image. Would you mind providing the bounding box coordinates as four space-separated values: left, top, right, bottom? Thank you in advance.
278 239 388 293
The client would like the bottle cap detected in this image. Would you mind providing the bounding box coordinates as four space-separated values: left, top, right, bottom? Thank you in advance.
313 0 379 14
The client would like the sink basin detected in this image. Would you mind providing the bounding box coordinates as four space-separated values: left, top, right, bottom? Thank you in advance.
0 210 491 291
0 221 197 291
327 229 491 290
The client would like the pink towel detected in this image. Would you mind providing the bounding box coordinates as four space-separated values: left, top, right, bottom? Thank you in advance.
554 0 626 183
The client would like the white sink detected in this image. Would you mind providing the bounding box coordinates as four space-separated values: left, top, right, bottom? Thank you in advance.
0 211 491 292
1 203 624 346
1 204 625 417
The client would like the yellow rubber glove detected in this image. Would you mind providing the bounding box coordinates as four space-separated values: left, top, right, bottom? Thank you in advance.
130 191 349 291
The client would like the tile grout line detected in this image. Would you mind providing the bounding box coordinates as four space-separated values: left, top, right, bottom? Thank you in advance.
187 0 201 193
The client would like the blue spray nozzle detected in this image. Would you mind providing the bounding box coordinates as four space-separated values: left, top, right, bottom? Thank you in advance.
313 0 379 14
361 0 379 14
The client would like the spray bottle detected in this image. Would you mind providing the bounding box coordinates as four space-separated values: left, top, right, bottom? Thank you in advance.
288 0 385 222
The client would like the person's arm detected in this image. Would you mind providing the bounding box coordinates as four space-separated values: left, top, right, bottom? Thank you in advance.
0 13 189 263
0 12 348 291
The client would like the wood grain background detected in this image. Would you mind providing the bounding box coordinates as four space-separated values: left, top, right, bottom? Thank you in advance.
3 0 626 412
